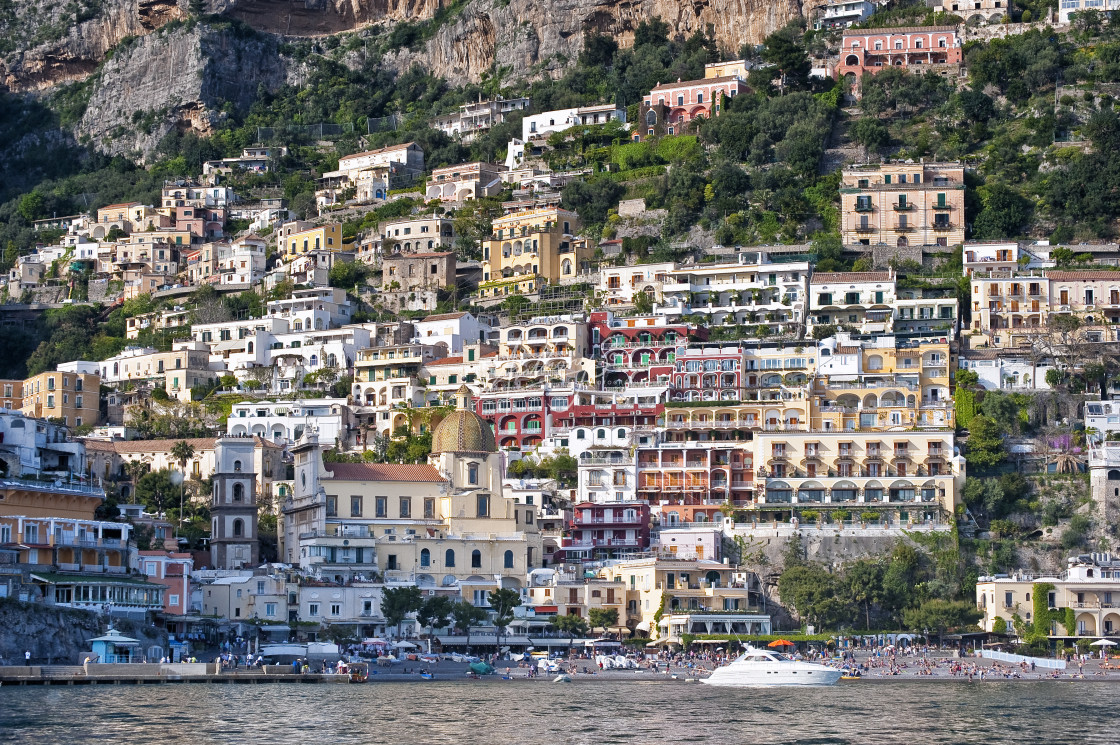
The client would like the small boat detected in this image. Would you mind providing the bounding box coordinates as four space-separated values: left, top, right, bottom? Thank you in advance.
702 647 842 687
553 673 572 683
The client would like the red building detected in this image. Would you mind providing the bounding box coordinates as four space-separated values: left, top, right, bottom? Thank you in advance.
563 501 650 562
590 311 704 388
836 27 961 88
138 550 193 619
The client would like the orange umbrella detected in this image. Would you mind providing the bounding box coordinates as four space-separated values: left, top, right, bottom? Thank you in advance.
768 639 795 648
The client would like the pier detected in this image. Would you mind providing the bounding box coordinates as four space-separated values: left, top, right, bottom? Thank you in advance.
0 664 352 685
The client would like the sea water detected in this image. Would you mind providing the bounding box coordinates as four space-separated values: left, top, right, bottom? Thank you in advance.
0 679 1112 744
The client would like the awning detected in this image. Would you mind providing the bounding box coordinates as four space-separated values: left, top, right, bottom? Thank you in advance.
533 606 558 613
635 620 651 632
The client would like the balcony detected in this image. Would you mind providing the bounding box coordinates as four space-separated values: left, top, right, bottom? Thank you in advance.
855 203 875 212
932 203 952 211
932 222 954 231
894 225 915 232
892 203 915 211
854 225 877 233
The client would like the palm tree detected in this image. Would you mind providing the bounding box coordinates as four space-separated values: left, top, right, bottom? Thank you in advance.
170 440 195 532
550 614 589 657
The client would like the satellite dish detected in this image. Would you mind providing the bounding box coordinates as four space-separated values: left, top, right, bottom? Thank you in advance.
169 471 185 486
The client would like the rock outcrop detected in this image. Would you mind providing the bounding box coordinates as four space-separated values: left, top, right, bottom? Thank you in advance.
75 23 289 159
0 599 166 665
1 0 189 92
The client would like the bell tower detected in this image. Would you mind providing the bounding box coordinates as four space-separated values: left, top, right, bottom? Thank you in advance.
210 436 259 569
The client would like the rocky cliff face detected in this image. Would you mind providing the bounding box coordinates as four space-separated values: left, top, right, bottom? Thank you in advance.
75 23 289 159
1 0 188 92
282 0 805 87
0 599 165 665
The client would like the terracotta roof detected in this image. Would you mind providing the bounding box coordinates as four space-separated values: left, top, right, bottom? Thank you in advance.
649 75 742 92
138 550 193 558
842 26 957 35
324 463 446 482
1045 271 1120 281
960 349 1002 360
424 356 464 367
834 346 860 354
99 202 142 210
811 272 893 284
420 312 469 322
339 142 419 161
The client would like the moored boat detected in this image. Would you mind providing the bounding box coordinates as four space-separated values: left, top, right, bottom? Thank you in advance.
702 647 842 687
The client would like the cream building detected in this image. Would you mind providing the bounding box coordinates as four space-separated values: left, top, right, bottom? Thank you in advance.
840 162 965 248
599 558 768 641
21 365 101 428
976 554 1120 637
282 387 543 597
808 271 897 335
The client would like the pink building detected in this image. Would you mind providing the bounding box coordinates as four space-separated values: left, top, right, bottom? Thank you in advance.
638 76 745 140
836 26 962 86
138 550 193 617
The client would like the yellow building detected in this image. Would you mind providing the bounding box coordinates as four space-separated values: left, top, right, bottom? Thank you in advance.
479 208 592 299
811 335 954 431
751 430 963 523
21 368 101 427
840 162 965 248
281 223 343 260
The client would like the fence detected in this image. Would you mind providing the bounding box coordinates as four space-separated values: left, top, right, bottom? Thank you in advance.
980 650 1066 670
257 123 355 142
366 114 403 134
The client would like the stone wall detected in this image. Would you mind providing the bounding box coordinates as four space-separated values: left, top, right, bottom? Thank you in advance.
0 599 166 665
617 199 646 218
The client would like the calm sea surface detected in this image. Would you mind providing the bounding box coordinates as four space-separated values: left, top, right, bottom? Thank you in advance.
0 679 1114 744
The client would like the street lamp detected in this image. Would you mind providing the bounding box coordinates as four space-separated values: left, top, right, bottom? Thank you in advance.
170 470 185 537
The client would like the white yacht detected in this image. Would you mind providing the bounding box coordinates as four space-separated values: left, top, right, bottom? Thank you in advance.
702 647 843 687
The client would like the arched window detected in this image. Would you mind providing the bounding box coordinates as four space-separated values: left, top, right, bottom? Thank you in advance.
562 259 572 275
233 483 244 502
247 341 254 354
233 518 244 537
421 549 431 567
468 464 479 485
471 550 482 568
445 549 455 567
504 550 514 569
646 110 657 125
233 460 242 472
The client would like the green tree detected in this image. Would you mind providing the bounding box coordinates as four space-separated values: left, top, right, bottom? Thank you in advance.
778 563 848 629
848 118 890 157
381 586 423 639
550 613 590 653
965 415 1007 469
902 599 982 637
588 607 620 632
417 595 455 640
452 600 488 648
761 26 811 93
843 559 884 630
633 291 654 315
487 587 523 651
135 469 177 514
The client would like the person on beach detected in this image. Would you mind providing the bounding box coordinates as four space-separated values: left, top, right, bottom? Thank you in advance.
25 651 31 667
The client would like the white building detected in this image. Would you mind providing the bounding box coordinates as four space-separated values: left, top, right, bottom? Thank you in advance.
521 104 627 142
411 312 490 354
0 410 88 477
226 398 349 446
217 235 268 285
814 0 875 28
266 287 352 330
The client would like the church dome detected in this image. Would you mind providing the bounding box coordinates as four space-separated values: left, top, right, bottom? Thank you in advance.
431 385 496 455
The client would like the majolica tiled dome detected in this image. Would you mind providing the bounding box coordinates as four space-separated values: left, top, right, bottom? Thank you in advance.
431 385 496 455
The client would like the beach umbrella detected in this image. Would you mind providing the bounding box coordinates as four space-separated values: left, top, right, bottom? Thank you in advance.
1090 639 1117 647
768 639 795 648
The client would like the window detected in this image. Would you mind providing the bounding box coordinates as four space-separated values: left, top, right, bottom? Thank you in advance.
233 519 244 537
477 494 490 517
351 496 362 517
308 603 320 617
331 604 341 616
399 497 411 518
504 550 514 569
233 460 242 472
326 496 337 517
375 496 387 518
233 483 244 502
472 550 482 568
424 498 436 519
468 464 479 485
445 549 456 567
